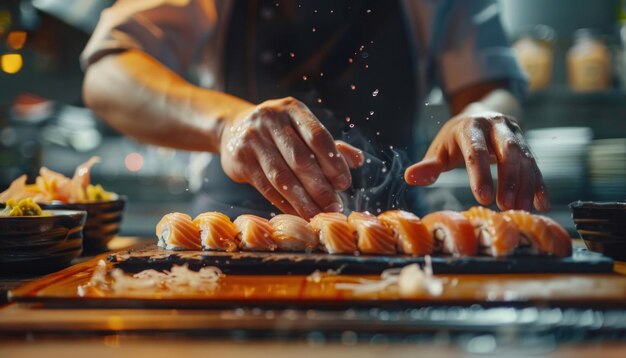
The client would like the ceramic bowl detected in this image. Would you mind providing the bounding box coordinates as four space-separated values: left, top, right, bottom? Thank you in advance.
40 198 125 253
0 209 87 274
569 201 626 261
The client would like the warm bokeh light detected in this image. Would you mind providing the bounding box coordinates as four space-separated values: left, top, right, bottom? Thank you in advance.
1 54 23 74
124 152 144 172
7 31 27 50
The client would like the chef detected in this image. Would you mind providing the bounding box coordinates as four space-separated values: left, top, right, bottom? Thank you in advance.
81 0 549 219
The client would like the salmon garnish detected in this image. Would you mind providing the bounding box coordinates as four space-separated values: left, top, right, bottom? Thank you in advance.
310 212 357 254
193 212 240 252
348 211 396 255
378 210 434 256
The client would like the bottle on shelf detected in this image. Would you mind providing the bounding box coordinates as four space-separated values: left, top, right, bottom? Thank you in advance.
513 25 555 92
567 29 612 92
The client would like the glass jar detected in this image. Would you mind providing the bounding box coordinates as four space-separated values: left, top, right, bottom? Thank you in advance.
513 25 555 91
567 29 612 92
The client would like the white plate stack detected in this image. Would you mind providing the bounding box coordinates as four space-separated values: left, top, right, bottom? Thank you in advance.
588 138 626 201
526 127 593 202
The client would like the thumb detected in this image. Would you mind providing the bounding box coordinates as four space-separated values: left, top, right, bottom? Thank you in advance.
335 140 364 169
404 158 444 186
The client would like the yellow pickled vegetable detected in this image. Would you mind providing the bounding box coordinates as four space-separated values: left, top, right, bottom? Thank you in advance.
2 198 44 217
85 184 114 202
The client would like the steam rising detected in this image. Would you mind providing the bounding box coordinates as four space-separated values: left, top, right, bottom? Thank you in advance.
338 127 421 215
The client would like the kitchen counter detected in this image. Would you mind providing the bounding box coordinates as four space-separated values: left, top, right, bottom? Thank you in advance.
1 237 626 355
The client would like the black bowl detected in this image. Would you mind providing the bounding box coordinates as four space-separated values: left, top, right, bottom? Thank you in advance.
569 201 626 261
0 210 87 275
40 198 125 253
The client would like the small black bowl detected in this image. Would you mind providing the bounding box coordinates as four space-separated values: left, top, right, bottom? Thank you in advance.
40 198 125 253
569 201 626 261
0 210 87 275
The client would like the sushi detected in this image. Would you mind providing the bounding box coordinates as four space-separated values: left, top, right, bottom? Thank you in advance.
269 214 318 252
348 211 396 255
310 212 357 254
233 215 277 251
463 206 520 257
540 216 573 257
193 212 240 252
501 210 555 256
378 210 434 256
156 212 201 250
422 211 478 257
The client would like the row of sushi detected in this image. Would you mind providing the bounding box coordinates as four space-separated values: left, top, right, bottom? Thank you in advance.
156 207 572 257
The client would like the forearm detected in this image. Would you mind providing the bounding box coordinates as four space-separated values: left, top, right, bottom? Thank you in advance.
449 81 521 119
460 89 521 119
83 50 253 152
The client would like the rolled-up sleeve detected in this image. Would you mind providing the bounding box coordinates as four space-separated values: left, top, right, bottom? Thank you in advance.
80 0 217 74
432 0 528 99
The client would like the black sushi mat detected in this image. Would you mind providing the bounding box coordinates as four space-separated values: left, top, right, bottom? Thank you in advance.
108 244 614 275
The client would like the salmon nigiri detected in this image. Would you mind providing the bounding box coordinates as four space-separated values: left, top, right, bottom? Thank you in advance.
156 212 201 250
233 215 277 251
378 210 434 256
539 216 573 257
193 212 240 252
348 211 396 255
501 210 553 256
310 212 357 254
463 206 520 257
421 211 478 257
269 214 318 252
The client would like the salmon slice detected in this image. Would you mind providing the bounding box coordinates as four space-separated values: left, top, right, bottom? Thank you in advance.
193 212 240 252
463 206 520 257
540 216 573 257
348 211 396 255
233 215 277 251
378 210 434 256
422 210 478 257
501 210 553 255
156 212 201 250
310 212 357 254
269 214 318 252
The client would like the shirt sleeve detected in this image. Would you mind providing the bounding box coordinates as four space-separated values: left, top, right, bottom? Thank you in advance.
431 0 528 99
80 0 218 74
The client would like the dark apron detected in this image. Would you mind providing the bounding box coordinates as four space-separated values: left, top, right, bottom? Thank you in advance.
193 0 423 218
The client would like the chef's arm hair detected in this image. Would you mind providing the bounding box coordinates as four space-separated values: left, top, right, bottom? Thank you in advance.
448 81 521 119
83 50 252 152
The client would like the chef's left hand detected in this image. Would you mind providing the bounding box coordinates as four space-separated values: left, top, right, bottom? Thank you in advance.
404 112 550 212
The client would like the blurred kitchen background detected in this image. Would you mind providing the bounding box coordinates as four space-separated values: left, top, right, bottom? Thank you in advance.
1 0 625 236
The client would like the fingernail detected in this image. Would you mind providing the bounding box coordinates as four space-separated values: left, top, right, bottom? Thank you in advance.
480 184 493 202
323 195 344 212
334 174 350 189
504 191 516 209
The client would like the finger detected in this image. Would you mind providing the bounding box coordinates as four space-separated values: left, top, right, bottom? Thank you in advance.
490 121 522 210
285 101 352 190
454 121 494 205
514 157 535 211
266 121 344 213
335 140 364 168
246 162 299 216
533 163 551 212
252 139 325 219
404 157 445 186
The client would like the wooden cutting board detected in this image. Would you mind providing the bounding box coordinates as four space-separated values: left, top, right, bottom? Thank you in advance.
8 242 626 309
107 244 614 274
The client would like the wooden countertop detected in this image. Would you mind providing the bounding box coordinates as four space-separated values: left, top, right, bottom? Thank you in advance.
2 237 626 355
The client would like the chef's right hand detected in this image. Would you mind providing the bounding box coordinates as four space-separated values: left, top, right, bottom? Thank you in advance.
219 97 364 219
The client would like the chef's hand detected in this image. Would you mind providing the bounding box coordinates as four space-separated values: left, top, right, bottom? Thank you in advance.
404 112 550 212
219 97 364 219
